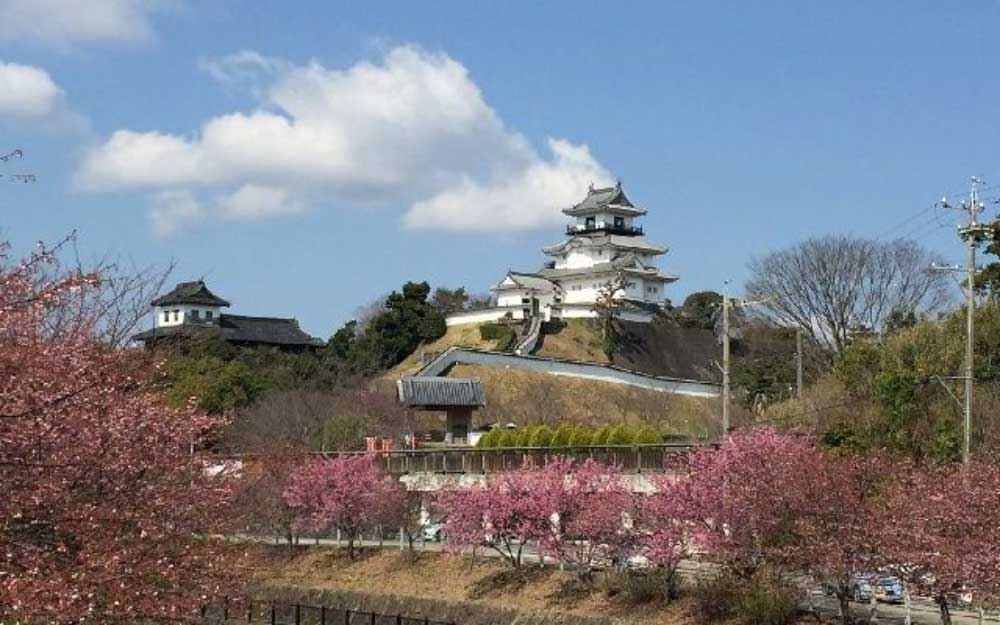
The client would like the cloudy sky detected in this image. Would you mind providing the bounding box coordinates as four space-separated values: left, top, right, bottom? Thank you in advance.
3 1 999 336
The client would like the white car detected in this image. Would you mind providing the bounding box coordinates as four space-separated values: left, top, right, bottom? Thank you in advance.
421 522 443 542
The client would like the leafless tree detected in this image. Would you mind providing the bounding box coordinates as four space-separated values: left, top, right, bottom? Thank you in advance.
223 389 332 452
593 271 629 359
745 236 950 355
89 255 176 346
5 233 173 345
353 294 388 333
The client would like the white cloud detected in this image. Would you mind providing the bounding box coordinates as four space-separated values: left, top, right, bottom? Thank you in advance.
149 188 201 238
405 139 610 231
0 60 62 118
217 184 303 221
198 50 289 87
0 0 170 49
79 45 612 235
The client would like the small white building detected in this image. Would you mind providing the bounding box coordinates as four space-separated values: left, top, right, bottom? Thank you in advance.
446 183 678 326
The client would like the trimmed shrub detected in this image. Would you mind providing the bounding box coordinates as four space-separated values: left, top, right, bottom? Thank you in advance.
551 425 574 447
497 430 520 448
516 425 538 447
634 425 660 444
477 429 500 448
529 425 554 447
568 425 594 446
479 323 507 340
735 572 800 625
592 425 613 446
606 424 634 446
479 323 516 351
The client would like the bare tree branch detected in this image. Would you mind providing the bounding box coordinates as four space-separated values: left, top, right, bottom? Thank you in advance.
745 236 950 355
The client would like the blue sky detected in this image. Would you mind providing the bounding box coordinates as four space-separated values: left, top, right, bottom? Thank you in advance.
2 1 999 337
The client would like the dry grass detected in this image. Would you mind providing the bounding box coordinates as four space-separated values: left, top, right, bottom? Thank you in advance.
261 547 697 625
535 319 609 363
390 324 506 377
451 363 719 438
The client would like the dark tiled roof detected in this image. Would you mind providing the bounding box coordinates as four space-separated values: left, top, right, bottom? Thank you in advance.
219 314 323 346
151 281 231 307
397 376 486 407
542 232 667 255
494 272 557 292
562 182 647 217
132 313 322 347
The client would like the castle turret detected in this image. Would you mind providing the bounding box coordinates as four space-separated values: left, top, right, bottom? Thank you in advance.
150 280 230 328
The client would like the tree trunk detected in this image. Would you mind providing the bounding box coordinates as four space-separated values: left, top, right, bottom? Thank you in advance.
837 591 852 625
937 595 951 625
347 534 356 561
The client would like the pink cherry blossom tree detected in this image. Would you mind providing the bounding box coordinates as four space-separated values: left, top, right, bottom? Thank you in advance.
435 468 552 568
792 453 891 625
638 475 693 599
677 427 819 576
283 455 402 560
534 459 637 582
1 239 240 624
882 460 1000 625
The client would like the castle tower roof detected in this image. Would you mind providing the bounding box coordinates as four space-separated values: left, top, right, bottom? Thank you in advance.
150 280 231 308
562 181 648 217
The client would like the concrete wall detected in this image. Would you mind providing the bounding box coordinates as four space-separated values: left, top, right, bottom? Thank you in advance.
444 306 524 327
416 347 720 397
400 472 662 493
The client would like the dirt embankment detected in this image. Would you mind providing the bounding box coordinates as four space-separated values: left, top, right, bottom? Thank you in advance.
258 548 696 625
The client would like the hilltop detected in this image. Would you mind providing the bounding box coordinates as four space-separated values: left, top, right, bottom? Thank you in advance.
387 314 723 435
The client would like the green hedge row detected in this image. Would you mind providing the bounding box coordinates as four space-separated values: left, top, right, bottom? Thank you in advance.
477 424 661 448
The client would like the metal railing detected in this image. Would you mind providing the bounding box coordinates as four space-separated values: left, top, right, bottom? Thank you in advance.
566 224 643 236
201 600 454 625
316 443 702 475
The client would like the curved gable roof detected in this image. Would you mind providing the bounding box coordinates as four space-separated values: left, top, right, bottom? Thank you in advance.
562 182 648 217
150 281 231 307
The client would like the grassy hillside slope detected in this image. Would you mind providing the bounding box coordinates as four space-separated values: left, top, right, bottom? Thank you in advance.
264 548 695 625
450 363 719 439
390 324 507 377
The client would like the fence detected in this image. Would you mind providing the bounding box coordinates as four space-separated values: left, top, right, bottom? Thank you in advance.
317 443 700 475
201 600 454 625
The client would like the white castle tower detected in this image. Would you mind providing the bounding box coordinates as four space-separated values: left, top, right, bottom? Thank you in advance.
447 182 678 326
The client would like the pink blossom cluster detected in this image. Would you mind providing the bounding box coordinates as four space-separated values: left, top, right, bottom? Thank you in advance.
1 241 242 624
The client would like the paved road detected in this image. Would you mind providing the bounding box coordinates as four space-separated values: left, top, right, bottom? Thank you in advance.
252 535 997 625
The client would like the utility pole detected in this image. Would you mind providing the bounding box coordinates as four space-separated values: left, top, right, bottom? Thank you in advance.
722 290 731 438
795 327 804 398
937 177 992 462
719 288 771 439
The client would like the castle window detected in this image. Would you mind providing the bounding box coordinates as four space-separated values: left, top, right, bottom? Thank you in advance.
191 309 200 320
162 311 169 323
172 310 179 322
206 310 214 320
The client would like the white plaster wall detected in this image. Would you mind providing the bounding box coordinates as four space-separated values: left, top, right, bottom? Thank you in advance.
561 279 601 304
496 290 528 307
154 304 220 327
444 308 512 326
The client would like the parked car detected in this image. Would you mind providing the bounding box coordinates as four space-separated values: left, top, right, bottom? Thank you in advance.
845 574 904 603
873 576 904 604
421 521 443 542
848 574 875 602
